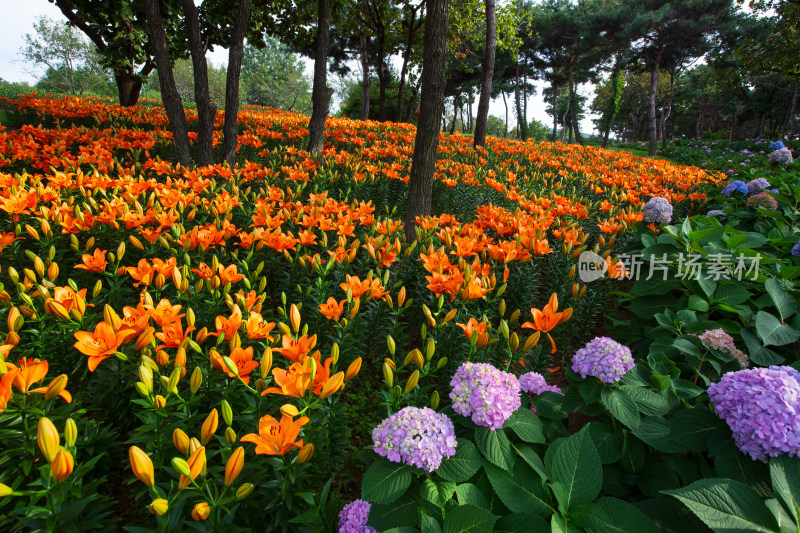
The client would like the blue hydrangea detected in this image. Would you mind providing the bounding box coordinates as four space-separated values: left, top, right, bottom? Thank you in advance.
372 407 457 472
769 140 785 150
721 180 748 196
450 362 521 430
642 197 673 224
708 366 800 461
338 500 377 533
746 178 771 194
571 337 634 383
769 148 793 167
791 240 800 257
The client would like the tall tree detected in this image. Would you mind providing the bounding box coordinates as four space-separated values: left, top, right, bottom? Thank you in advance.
473 0 497 147
405 0 449 240
49 0 159 106
221 0 253 166
308 0 333 153
241 38 311 112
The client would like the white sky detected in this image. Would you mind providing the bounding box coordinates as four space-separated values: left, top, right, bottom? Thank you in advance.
0 2 598 134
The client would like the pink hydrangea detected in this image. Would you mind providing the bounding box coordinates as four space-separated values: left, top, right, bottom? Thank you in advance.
450 362 520 430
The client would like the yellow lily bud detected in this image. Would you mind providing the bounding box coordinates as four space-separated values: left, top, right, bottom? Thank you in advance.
405 370 420 394
221 400 233 427
297 443 314 464
224 447 245 487
166 367 180 394
344 357 362 382
225 427 237 445
64 418 77 448
129 446 155 487
191 502 210 521
37 417 59 463
382 362 393 387
200 409 219 445
280 404 299 418
171 457 191 477
386 335 395 356
190 367 203 394
149 499 168 516
0 483 12 497
51 449 74 483
173 428 190 455
289 303 301 333
319 372 344 399
153 395 166 409
44 374 68 401
138 366 153 393
236 483 255 499
431 391 440 410
260 347 273 378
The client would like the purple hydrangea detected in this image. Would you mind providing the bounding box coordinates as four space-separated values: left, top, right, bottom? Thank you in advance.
746 178 771 195
642 197 673 224
769 140 785 150
708 366 800 461
721 180 748 196
792 240 800 257
746 192 778 211
450 362 521 430
571 337 634 383
706 210 726 218
338 500 377 533
372 407 456 472
697 329 748 368
519 371 562 395
769 148 793 166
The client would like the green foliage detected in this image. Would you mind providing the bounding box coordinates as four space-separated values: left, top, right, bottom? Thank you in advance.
241 37 311 114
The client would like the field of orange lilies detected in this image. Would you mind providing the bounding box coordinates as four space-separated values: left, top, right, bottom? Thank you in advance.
0 94 719 530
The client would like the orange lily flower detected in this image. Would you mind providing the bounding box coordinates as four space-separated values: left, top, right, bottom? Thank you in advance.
11 358 50 394
223 346 259 385
262 361 312 398
521 293 572 354
74 322 137 371
217 264 245 285
148 299 184 327
50 286 88 319
154 320 194 350
456 318 491 348
0 232 23 254
125 259 156 287
241 413 309 456
0 364 20 412
245 311 275 340
190 262 214 280
318 297 345 321
274 334 315 363
215 306 243 342
74 248 108 272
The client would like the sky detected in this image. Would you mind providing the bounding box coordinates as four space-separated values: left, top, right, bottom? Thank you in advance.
0 2 598 134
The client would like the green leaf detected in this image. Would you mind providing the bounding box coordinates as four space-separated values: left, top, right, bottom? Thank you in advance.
688 294 709 312
755 311 799 346
455 483 489 509
368 487 420 530
770 456 800 524
362 458 412 504
633 416 685 453
591 497 661 533
475 427 515 471
438 439 482 483
421 513 442 533
601 387 640 430
550 426 602 508
670 407 721 452
442 504 498 533
587 422 623 464
713 284 752 306
422 479 457 508
494 512 549 533
766 278 797 321
483 462 555 517
505 408 545 443
664 478 780 532
513 443 548 481
621 386 670 416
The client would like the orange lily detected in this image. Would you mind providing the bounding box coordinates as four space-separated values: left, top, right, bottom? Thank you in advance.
215 306 243 342
154 320 194 350
0 365 20 412
241 413 309 456
11 358 50 394
223 346 259 385
125 259 156 287
521 293 572 354
74 321 137 371
245 311 275 340
318 297 345 321
74 248 108 272
274 334 315 363
262 361 312 398
456 318 491 348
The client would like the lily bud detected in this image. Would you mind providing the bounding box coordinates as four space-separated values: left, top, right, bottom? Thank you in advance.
386 335 395 356
171 457 191 477
129 446 155 487
225 427 237 445
297 443 314 464
149 499 168 516
382 362 393 387
344 357 362 382
319 372 344 400
37 417 59 463
191 502 210 521
200 409 219 445
236 483 255 499
166 367 180 394
153 395 166 409
64 418 77 448
190 367 203 394
221 400 233 427
431 391 440 410
224 447 245 487
404 370 419 394
289 303 301 333
51 449 74 483
138 366 153 393
280 404 299 418
44 374 68 400
173 428 190 455
260 347 273 378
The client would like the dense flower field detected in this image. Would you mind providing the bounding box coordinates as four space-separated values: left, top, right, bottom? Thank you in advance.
6 93 797 532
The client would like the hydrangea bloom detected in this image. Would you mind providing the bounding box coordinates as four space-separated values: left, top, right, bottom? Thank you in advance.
706 209 726 218
338 500 377 533
372 407 456 472
708 366 800 461
769 148 793 166
746 192 778 211
746 178 770 195
697 329 748 368
571 337 633 383
519 371 561 395
721 180 748 196
642 197 673 224
792 240 800 257
450 362 521 430
769 140 785 150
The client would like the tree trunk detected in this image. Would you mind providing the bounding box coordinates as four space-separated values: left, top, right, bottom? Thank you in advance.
114 69 144 107
514 61 527 140
551 89 558 142
451 92 460 134
360 34 370 121
758 112 765 138
405 0 449 241
473 0 496 147
647 50 662 156
467 93 473 132
308 0 332 154
502 90 508 138
377 34 387 122
143 0 193 167
404 80 420 122
567 65 574 144
660 70 675 150
784 81 798 138
396 9 420 122
180 0 216 166
221 0 252 167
